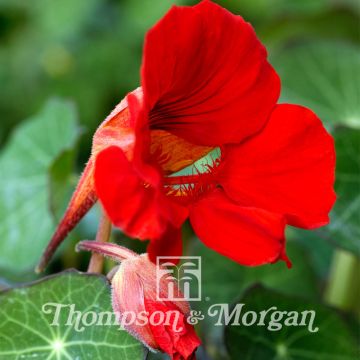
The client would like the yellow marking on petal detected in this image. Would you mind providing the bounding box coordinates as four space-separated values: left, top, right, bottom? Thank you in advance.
150 130 213 175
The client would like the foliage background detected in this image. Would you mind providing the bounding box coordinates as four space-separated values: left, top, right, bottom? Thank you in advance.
0 0 359 359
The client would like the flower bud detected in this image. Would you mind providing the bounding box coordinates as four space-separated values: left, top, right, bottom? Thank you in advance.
77 241 200 360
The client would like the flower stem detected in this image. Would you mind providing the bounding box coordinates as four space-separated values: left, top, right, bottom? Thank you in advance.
324 249 360 312
87 212 112 273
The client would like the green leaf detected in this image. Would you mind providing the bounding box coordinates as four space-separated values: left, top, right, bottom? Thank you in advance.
273 42 360 129
225 286 358 360
192 240 318 306
285 128 360 257
0 270 144 359
287 228 334 279
190 240 318 348
0 99 81 273
293 128 360 256
49 149 78 222
324 128 360 254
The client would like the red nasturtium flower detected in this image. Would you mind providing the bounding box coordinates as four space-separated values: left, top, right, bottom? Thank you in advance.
77 241 200 360
37 0 336 271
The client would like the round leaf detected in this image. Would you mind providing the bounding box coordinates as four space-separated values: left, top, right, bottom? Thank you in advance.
325 128 360 254
273 42 360 129
225 286 358 359
0 270 144 359
0 99 81 273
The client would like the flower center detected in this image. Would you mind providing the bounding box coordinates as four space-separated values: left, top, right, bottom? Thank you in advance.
149 129 213 175
163 148 221 203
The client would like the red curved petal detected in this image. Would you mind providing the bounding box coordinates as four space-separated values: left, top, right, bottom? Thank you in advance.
95 146 187 240
95 146 164 239
220 104 336 229
142 0 280 146
144 299 201 360
190 190 288 267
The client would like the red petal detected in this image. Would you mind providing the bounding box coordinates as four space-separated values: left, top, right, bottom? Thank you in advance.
144 299 201 360
148 224 183 264
190 190 287 266
94 146 187 240
142 0 279 146
220 104 336 229
95 146 163 239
